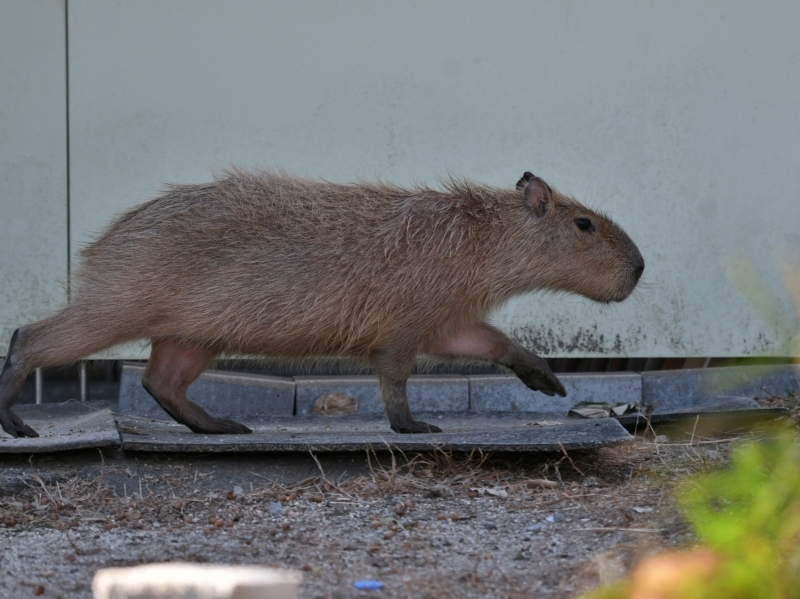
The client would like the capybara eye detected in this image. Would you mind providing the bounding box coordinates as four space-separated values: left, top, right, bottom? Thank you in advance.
575 218 594 232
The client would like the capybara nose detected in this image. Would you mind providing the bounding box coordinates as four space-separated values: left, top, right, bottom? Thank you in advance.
633 260 645 282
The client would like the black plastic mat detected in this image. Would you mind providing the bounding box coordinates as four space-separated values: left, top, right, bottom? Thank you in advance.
117 412 633 453
0 402 120 453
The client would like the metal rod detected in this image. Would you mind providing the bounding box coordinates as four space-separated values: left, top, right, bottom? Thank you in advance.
35 368 43 405
79 361 88 402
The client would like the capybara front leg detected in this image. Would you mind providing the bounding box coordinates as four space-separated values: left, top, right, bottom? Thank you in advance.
142 338 251 434
0 329 39 438
433 323 566 397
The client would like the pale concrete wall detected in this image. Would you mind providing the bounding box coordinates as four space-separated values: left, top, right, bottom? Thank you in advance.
0 1 68 346
2 1 799 359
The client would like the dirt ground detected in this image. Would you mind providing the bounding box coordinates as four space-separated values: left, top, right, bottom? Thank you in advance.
0 425 738 599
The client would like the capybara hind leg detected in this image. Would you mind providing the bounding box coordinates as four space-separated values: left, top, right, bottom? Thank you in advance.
432 323 566 397
1 305 141 437
0 330 38 438
142 338 251 434
373 351 442 434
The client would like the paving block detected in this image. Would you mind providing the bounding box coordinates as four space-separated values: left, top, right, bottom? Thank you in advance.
119 363 295 420
469 372 642 414
641 365 800 413
407 375 469 412
295 375 469 415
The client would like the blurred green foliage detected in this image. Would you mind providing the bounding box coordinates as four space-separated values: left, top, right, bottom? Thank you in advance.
580 429 800 599
675 429 800 598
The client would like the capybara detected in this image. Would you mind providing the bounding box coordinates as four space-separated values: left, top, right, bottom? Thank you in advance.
0 169 644 437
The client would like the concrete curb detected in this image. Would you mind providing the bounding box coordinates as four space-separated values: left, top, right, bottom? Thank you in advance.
119 364 295 420
118 362 800 420
642 364 800 412
295 375 469 415
468 372 641 413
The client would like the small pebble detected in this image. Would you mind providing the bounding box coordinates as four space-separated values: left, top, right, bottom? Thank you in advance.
526 523 544 532
269 502 283 516
545 513 565 523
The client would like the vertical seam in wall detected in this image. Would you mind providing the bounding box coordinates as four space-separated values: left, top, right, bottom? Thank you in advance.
64 0 71 300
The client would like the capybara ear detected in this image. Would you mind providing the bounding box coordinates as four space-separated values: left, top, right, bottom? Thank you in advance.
516 171 534 190
523 175 552 218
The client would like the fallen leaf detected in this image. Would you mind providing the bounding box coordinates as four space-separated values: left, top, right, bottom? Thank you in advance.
311 393 358 416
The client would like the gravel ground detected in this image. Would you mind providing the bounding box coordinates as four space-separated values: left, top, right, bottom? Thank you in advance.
0 432 735 599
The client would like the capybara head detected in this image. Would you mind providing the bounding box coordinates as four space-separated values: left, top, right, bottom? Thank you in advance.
513 171 644 303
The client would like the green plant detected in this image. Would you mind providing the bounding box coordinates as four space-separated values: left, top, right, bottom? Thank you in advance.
580 429 800 599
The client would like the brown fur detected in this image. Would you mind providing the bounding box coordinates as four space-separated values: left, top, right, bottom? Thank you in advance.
0 169 644 437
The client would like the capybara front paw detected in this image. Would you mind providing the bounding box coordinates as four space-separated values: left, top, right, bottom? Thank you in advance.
517 368 566 397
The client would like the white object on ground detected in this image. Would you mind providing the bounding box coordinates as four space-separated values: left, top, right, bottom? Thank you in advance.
92 563 302 599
